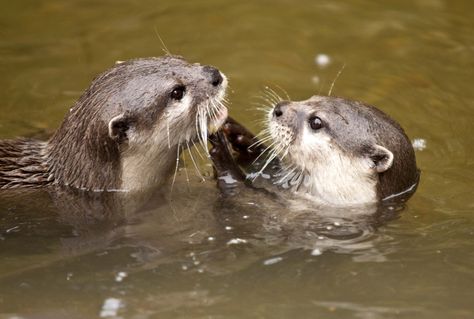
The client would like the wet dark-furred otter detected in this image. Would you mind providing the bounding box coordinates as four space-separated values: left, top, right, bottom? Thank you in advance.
211 95 419 206
0 56 228 191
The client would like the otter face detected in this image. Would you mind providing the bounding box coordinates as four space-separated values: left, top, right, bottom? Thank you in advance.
48 56 228 191
109 57 228 191
266 96 398 205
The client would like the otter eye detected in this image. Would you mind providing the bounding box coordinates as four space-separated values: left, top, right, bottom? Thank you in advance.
170 85 185 101
309 116 323 131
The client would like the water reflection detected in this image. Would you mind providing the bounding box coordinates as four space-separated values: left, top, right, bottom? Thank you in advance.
1 0 474 317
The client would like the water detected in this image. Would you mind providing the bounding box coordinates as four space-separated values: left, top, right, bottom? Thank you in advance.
1 0 474 318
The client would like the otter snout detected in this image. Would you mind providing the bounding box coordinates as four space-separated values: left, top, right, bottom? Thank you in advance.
203 65 224 87
271 100 301 135
273 101 291 118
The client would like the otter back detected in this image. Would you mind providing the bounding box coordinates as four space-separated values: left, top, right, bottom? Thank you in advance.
0 139 51 189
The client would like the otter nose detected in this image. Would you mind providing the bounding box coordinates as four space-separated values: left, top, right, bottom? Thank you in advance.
273 101 290 117
203 66 223 87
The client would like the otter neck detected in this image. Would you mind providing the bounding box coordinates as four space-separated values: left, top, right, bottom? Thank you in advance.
120 143 180 192
282 160 378 206
46 109 122 191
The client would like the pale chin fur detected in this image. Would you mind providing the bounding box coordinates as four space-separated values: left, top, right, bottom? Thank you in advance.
120 75 228 192
270 119 378 206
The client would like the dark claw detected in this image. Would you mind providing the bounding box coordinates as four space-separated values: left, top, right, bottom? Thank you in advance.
219 117 266 165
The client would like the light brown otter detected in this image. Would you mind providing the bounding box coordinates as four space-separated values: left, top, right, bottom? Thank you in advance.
210 95 419 206
0 56 228 191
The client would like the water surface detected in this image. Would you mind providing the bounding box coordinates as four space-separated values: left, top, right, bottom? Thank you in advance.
1 1 474 318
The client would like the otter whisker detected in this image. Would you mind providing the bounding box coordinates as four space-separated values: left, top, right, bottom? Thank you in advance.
153 27 172 56
170 143 181 193
181 147 190 189
255 128 272 139
250 100 273 111
186 141 205 182
209 100 220 123
255 106 274 113
265 86 284 103
251 140 278 165
248 135 272 150
198 106 209 155
256 94 279 108
254 149 280 181
328 63 346 96
277 166 297 184
193 142 206 160
195 105 209 156
274 84 291 101
262 89 280 105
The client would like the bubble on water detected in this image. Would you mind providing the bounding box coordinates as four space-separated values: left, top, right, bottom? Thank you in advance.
100 298 123 318
334 222 341 226
412 138 427 151
263 256 283 266
207 236 215 241
311 248 323 256
315 54 331 68
115 271 127 282
225 226 233 231
242 215 249 220
311 75 321 85
227 238 248 245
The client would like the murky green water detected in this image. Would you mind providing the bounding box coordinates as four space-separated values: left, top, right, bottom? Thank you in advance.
1 0 474 318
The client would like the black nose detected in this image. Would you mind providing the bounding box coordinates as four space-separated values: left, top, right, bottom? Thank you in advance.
273 101 289 117
203 65 223 87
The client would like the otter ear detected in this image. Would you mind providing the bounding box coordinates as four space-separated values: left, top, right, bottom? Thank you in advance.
108 113 130 143
368 144 394 173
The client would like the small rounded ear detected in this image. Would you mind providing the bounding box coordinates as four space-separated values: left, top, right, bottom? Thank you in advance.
369 144 394 173
108 113 130 143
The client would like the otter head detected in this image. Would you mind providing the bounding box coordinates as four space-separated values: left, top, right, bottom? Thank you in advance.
47 56 228 191
266 95 418 205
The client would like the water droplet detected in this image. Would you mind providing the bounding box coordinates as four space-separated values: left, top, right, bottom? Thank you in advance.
412 138 427 151
315 54 331 68
227 238 248 245
263 256 283 266
100 298 123 318
114 271 128 282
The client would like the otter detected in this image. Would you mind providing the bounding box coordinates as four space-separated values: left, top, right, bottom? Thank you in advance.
0 56 228 191
210 95 419 206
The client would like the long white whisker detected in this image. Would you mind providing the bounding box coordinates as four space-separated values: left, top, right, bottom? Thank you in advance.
248 135 272 149
253 150 280 181
328 63 346 96
182 147 190 189
187 141 205 182
277 166 297 184
251 140 278 165
274 84 291 101
266 86 283 103
171 143 180 193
